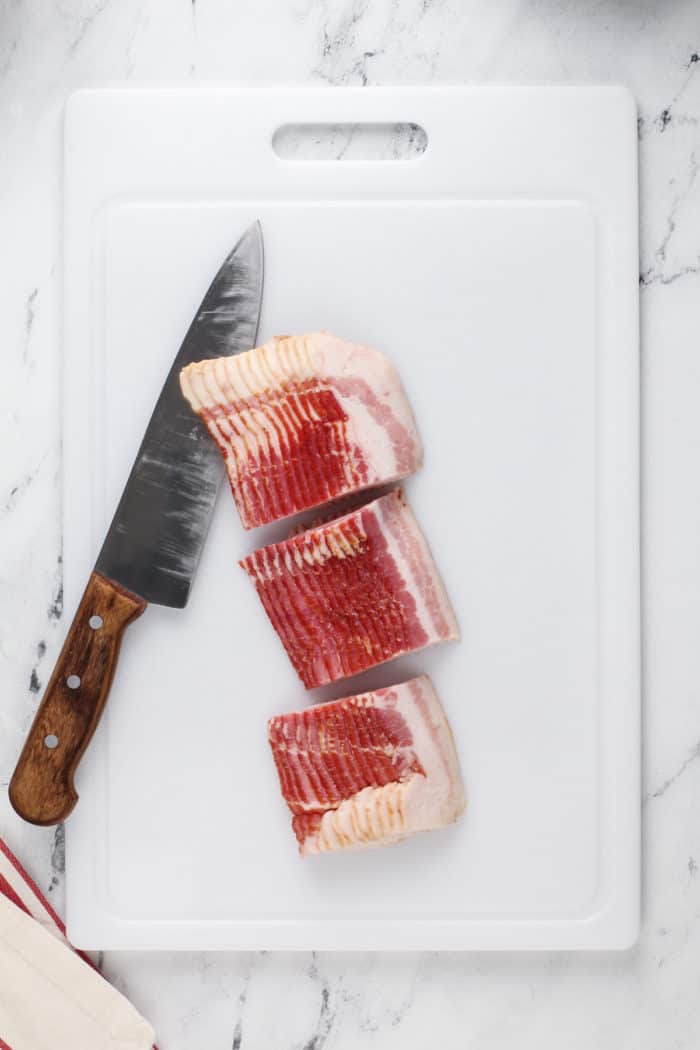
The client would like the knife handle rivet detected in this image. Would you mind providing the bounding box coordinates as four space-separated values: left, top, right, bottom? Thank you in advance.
89 615 103 630
44 734 59 750
66 675 81 690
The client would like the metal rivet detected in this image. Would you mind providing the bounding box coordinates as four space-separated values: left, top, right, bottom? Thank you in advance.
66 674 81 689
89 615 103 629
44 734 59 749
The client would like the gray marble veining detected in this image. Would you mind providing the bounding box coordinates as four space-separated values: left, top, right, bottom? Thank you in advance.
1 0 700 1047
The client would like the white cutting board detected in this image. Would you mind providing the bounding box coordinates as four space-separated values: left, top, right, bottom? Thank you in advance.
63 87 639 951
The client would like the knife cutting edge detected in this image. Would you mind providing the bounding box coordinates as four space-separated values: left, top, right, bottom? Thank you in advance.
9 222 264 826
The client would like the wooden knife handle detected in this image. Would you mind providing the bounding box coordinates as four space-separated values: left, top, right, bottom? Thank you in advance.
9 572 146 826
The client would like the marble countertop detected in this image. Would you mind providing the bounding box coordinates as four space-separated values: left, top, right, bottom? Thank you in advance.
1 1 700 1047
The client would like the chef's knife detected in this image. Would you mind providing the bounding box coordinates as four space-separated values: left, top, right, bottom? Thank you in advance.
9 222 264 827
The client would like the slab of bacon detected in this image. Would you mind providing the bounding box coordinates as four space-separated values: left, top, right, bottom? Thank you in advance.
179 332 422 529
239 489 459 688
268 675 465 855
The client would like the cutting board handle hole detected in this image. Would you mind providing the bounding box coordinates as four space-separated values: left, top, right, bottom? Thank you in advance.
272 123 428 162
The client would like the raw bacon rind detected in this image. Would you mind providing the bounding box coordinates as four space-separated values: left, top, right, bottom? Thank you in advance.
179 332 423 529
240 489 459 688
268 676 465 855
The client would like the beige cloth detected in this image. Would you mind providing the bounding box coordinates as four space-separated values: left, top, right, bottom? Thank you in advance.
0 895 154 1050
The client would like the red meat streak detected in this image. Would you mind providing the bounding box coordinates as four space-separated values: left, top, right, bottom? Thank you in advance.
381 488 453 638
202 380 368 528
241 507 429 688
334 377 417 475
268 697 424 846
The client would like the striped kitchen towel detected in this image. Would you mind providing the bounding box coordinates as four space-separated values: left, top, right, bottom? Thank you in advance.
0 836 157 1050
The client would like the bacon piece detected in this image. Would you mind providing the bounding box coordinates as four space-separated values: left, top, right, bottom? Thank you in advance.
239 489 459 688
179 332 422 529
268 676 465 855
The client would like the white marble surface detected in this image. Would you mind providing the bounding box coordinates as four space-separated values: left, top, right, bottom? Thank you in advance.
1 0 699 1047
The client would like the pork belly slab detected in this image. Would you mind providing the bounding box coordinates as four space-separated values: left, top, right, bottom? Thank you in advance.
179 332 423 529
240 489 459 689
268 676 465 855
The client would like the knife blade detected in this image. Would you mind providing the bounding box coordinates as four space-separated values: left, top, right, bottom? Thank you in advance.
9 222 264 826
